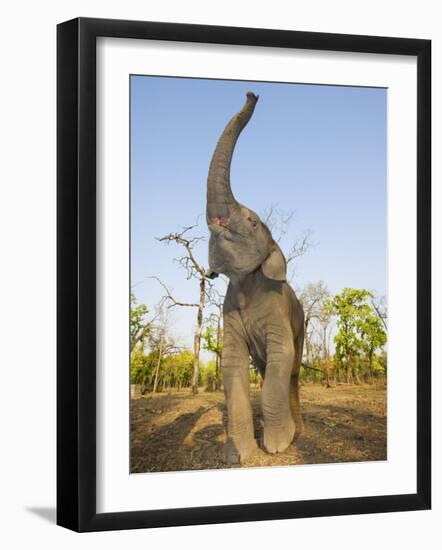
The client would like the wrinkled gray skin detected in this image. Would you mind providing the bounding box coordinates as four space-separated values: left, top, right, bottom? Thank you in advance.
206 92 305 463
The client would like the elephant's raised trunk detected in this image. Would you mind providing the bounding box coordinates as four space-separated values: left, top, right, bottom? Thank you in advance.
206 92 259 222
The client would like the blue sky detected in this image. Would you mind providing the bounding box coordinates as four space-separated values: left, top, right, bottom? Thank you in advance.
131 75 387 353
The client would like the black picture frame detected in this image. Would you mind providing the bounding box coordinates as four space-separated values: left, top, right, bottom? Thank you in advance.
57 17 431 532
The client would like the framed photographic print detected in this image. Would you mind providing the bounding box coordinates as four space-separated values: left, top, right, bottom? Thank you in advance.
57 17 431 532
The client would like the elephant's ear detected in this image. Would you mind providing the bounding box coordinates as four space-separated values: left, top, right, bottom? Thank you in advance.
261 242 287 282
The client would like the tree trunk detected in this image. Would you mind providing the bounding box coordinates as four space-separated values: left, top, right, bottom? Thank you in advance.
140 375 147 395
346 355 353 384
191 278 206 394
130 322 152 354
152 334 164 393
215 353 221 391
323 361 331 388
322 326 331 388
369 351 374 385
304 318 310 369
215 315 222 391
352 363 361 385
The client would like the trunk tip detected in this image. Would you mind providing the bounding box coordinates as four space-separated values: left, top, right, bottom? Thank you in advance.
246 91 259 103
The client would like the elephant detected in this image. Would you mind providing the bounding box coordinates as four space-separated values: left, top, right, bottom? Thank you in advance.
205 91 305 464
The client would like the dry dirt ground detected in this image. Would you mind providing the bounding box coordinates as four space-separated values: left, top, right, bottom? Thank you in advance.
130 384 387 473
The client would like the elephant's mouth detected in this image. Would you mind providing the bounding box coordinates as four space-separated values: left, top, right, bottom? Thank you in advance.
208 217 232 237
209 216 229 228
208 217 248 242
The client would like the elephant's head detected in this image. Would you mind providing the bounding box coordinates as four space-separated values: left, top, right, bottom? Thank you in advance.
206 92 287 282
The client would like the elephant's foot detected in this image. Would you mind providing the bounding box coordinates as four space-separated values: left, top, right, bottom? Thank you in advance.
263 420 295 454
225 436 258 464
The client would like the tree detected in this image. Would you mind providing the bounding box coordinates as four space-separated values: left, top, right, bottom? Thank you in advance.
200 360 217 391
371 294 388 331
130 292 157 352
299 281 330 370
332 288 373 384
202 286 225 391
162 350 195 391
148 311 188 393
357 311 387 383
201 324 223 390
150 321 166 394
155 224 214 394
317 298 334 387
130 349 154 394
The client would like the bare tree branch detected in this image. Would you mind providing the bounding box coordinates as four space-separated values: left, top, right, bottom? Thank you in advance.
301 362 323 372
149 276 199 309
205 284 225 308
131 313 159 352
156 225 209 280
286 229 314 264
153 222 212 394
371 295 388 331
261 204 295 243
260 205 314 284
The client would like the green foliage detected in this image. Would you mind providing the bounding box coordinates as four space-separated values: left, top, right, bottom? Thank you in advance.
300 355 324 383
131 348 195 392
332 288 372 363
377 351 387 374
358 312 387 360
130 349 157 392
130 292 151 350
320 298 334 324
248 367 260 386
331 288 387 382
200 360 217 390
202 325 222 356
130 284 387 390
162 350 194 389
371 355 385 373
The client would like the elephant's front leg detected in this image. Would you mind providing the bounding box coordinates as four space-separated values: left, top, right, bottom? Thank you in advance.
222 320 258 464
262 329 296 454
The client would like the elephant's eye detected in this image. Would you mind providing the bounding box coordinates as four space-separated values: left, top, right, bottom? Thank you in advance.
248 217 258 228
